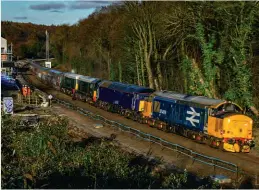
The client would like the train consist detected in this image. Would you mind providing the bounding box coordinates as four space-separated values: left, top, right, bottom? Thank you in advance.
30 62 255 153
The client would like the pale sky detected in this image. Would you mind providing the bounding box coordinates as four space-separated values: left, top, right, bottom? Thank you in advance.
1 1 114 25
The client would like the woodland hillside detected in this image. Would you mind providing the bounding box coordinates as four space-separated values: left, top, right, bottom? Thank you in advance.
2 1 259 114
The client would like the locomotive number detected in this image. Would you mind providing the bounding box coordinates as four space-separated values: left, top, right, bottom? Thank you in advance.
159 109 167 115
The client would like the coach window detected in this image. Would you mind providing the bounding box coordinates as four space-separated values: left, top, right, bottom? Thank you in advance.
79 82 85 92
65 78 70 87
72 79 76 88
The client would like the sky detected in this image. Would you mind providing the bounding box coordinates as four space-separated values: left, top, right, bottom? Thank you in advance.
1 1 113 26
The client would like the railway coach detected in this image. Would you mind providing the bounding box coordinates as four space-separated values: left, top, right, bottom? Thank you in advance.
30 62 42 74
75 75 102 103
97 81 155 119
46 69 63 91
61 73 81 95
30 62 49 82
143 91 254 153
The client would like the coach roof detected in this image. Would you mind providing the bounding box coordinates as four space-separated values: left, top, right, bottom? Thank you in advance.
49 69 63 74
154 91 225 107
154 91 187 100
78 75 100 83
64 73 81 79
103 82 154 93
184 96 225 106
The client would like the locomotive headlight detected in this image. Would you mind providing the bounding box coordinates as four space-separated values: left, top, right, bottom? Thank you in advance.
228 119 231 123
250 120 253 124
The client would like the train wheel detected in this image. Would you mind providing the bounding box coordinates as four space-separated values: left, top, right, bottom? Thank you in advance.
241 145 250 153
120 110 124 116
219 142 225 151
137 116 143 124
170 126 176 133
195 135 202 143
210 140 217 148
234 143 240 153
162 125 168 132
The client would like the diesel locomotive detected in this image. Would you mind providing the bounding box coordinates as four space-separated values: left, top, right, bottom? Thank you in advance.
29 62 255 153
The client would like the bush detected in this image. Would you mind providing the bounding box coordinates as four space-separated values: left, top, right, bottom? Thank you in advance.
1 115 216 189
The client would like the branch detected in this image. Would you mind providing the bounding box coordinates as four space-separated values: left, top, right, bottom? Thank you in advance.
249 106 259 116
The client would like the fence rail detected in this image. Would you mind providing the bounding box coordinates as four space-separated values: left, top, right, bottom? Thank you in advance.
16 93 43 106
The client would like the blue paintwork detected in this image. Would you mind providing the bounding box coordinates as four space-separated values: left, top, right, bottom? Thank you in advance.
49 69 63 74
98 81 154 111
1 75 19 91
152 96 206 132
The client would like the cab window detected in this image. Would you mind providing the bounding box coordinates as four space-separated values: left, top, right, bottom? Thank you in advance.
211 103 242 116
153 101 161 112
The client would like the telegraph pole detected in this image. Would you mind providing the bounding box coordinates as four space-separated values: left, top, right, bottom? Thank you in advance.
45 30 49 61
10 43 13 61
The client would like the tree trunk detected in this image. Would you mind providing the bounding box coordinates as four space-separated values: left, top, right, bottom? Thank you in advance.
135 54 141 85
145 55 154 89
118 61 122 82
139 41 146 86
107 52 111 80
154 78 160 91
156 63 162 90
250 106 259 116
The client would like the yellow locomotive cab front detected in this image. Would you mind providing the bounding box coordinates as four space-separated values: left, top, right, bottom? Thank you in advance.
223 115 252 139
222 114 253 153
207 102 254 153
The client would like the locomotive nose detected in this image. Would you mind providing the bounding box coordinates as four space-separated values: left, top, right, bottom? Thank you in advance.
223 115 253 139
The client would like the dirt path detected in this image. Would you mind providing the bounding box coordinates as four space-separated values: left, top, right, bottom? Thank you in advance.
25 72 259 177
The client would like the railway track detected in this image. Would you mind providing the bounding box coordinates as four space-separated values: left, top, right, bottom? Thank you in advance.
20 64 259 183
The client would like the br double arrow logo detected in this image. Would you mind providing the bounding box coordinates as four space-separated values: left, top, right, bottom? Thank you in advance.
186 107 200 127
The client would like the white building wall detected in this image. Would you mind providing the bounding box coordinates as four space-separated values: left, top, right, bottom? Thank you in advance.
1 37 7 52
